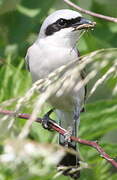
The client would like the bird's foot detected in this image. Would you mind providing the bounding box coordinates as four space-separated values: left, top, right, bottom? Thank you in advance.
57 165 80 179
64 127 72 146
42 108 55 130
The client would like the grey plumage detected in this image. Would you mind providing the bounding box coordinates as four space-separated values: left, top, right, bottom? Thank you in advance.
25 9 94 179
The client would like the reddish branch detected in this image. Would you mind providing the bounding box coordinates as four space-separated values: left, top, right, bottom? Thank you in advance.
64 0 117 23
0 108 117 169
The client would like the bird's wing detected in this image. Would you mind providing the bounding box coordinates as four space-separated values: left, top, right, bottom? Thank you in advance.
77 49 87 111
25 52 30 72
80 69 87 101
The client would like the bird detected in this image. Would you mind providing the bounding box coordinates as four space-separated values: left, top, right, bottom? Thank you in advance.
25 9 95 179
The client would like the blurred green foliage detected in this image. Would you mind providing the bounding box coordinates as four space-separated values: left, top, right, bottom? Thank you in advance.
0 0 117 180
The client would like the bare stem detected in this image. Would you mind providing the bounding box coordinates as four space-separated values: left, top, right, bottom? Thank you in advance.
0 108 117 168
64 0 117 23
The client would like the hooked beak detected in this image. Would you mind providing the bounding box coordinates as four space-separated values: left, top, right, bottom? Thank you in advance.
72 17 96 31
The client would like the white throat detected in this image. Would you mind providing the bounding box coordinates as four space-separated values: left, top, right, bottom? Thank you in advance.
38 30 81 49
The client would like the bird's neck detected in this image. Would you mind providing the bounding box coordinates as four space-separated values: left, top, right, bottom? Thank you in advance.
37 35 77 49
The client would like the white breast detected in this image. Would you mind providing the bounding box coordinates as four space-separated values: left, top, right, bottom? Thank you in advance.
27 39 85 111
27 39 78 81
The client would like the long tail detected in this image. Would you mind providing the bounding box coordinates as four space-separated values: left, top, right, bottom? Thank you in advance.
56 110 80 179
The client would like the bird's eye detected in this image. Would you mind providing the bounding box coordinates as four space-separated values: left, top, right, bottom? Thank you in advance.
76 17 81 22
58 19 67 26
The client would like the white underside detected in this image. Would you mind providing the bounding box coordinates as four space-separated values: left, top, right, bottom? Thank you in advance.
26 38 85 144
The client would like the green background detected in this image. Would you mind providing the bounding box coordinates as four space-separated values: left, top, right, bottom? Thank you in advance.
0 0 117 180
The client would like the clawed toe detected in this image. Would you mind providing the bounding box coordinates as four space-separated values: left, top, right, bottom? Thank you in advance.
42 108 55 130
63 127 72 146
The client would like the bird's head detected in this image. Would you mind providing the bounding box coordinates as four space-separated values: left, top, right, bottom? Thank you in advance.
38 9 96 47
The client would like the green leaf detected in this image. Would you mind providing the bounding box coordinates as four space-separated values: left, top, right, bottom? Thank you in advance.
80 99 117 140
17 5 40 18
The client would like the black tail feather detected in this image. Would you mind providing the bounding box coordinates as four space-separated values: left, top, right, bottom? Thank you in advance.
58 143 80 179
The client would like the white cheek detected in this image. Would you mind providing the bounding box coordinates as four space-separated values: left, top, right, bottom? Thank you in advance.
55 28 81 41
42 27 81 48
61 28 81 39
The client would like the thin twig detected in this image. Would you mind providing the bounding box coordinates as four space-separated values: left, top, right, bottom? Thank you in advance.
0 108 117 168
64 0 117 23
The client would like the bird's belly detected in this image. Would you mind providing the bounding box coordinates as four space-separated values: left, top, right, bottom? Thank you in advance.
29 43 84 110
48 84 85 111
49 94 74 110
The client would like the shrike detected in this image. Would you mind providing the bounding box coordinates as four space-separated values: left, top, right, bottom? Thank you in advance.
25 9 95 179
